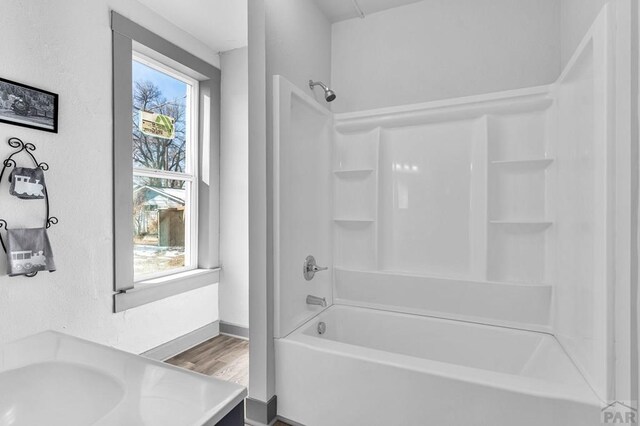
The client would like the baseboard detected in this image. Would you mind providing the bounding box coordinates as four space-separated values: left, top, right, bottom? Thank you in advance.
220 321 249 339
246 395 277 425
275 415 305 426
243 418 279 426
141 321 220 361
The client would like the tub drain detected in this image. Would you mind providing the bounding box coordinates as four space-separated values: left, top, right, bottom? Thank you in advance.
317 321 326 335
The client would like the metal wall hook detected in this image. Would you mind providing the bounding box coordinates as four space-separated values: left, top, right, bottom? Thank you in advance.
0 220 6 253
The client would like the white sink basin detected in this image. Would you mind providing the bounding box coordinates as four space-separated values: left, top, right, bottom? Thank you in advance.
0 361 124 426
0 331 247 426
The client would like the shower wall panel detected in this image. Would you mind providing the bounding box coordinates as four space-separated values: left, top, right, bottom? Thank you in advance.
332 87 555 331
273 76 333 338
553 7 612 399
378 120 476 277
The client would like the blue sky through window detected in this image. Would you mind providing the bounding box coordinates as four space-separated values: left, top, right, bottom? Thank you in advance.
132 59 189 173
133 60 188 109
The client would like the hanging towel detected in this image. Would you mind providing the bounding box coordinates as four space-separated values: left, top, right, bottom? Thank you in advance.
5 227 56 276
9 167 46 199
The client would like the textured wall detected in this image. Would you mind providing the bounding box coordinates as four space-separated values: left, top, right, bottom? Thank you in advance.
266 0 332 103
220 47 249 328
331 0 561 112
0 0 219 353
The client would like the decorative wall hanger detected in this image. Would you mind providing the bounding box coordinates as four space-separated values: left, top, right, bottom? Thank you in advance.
0 137 58 277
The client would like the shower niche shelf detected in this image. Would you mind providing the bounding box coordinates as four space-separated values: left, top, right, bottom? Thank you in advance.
490 158 554 168
487 111 549 160
333 168 375 176
487 224 549 285
485 105 553 286
333 128 380 271
333 173 376 220
334 128 379 171
489 220 553 228
333 129 378 229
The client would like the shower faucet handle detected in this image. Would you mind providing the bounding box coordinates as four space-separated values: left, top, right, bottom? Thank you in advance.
303 255 328 281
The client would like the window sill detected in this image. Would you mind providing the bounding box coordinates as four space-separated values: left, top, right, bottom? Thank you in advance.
114 268 220 312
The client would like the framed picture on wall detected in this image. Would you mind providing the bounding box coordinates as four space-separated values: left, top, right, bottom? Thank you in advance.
0 78 58 133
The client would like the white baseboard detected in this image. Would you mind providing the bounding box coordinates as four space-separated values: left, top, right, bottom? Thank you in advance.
141 321 220 361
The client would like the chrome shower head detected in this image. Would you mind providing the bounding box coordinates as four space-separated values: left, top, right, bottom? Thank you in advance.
324 89 337 102
309 80 336 102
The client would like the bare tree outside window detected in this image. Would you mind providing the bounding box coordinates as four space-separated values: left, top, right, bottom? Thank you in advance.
131 58 193 279
132 79 187 181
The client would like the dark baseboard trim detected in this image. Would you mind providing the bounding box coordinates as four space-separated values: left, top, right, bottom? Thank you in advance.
220 321 249 339
275 415 305 426
246 395 277 425
141 321 219 361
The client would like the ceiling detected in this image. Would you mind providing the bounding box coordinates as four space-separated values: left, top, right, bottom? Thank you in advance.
313 0 424 23
136 0 247 53
135 0 422 53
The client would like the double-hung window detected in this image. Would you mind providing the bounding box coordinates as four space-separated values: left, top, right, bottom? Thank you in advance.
112 12 221 311
132 54 198 279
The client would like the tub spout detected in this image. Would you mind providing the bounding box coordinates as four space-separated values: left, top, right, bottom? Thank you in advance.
306 295 327 307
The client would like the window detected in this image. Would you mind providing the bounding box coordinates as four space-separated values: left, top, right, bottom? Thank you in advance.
132 55 198 280
112 12 220 311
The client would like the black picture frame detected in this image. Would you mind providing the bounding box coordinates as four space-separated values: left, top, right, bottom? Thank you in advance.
0 78 58 133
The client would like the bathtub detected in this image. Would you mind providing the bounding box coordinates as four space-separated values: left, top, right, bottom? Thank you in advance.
276 305 601 426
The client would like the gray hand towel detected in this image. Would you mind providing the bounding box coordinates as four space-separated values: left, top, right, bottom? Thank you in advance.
6 227 56 276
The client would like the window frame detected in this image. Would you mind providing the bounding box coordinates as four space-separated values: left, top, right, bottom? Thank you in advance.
111 11 221 312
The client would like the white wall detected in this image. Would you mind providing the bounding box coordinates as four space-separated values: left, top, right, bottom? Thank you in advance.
561 0 609 68
220 47 249 328
331 0 561 112
0 0 220 353
248 0 271 406
266 0 332 101
246 0 333 409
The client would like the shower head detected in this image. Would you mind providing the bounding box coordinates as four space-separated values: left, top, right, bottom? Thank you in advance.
309 80 336 102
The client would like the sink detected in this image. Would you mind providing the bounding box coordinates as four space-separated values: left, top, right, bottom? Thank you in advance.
0 362 124 426
0 331 247 426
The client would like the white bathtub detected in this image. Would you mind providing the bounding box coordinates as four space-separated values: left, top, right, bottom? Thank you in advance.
276 305 601 426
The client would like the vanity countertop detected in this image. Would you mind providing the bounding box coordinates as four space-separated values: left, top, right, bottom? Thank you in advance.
0 331 247 426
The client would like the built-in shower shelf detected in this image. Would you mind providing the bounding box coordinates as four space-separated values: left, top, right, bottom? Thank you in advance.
333 168 375 176
490 158 554 168
334 218 375 223
489 220 553 229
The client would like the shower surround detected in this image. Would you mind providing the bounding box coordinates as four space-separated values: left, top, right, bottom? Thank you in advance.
272 4 631 425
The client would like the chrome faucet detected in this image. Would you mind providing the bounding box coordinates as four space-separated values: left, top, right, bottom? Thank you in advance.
303 255 328 281
306 295 327 307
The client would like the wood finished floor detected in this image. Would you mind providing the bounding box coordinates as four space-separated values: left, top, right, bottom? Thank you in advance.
166 334 249 387
165 334 293 426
